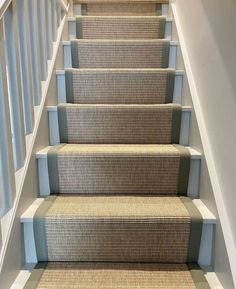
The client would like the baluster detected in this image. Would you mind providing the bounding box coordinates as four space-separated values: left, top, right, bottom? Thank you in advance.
57 2 62 27
16 0 35 134
0 18 16 214
37 0 48 80
45 0 53 60
3 3 26 170
28 0 42 105
51 0 58 41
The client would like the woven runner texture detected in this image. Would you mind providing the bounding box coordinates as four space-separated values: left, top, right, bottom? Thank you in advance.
57 104 181 144
71 40 170 68
24 0 211 287
80 3 162 16
25 263 210 289
34 195 202 263
65 68 175 104
47 144 190 195
76 16 166 39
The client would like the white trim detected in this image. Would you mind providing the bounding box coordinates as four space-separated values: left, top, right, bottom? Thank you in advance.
0 14 67 275
205 271 224 289
171 2 236 286
10 264 35 289
193 199 216 224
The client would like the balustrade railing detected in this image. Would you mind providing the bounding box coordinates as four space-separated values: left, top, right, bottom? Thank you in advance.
0 0 69 251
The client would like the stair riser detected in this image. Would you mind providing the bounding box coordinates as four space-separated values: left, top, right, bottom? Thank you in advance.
72 40 171 69
47 106 191 146
68 17 172 40
62 41 178 69
36 148 200 198
56 70 183 104
37 220 194 262
73 3 169 17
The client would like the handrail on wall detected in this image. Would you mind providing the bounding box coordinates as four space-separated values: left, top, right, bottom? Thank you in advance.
0 0 69 249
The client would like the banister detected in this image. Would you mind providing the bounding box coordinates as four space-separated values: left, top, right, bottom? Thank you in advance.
0 0 70 268
0 0 12 20
56 0 68 12
0 0 68 24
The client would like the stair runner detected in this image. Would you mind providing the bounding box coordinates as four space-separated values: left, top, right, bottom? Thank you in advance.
24 0 211 288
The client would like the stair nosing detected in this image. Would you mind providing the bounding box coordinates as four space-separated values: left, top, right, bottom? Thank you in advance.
21 197 216 224
36 145 201 159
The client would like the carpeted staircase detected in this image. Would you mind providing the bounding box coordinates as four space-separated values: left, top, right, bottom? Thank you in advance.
24 0 212 288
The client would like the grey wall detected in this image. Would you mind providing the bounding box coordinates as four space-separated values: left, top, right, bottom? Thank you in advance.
172 0 236 287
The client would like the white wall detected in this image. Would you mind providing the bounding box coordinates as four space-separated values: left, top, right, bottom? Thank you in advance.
173 0 236 287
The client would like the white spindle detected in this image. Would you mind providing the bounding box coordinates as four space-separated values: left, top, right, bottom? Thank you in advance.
0 19 16 214
45 0 53 60
3 3 26 170
37 0 48 81
51 0 57 41
57 2 62 27
16 0 35 134
28 0 42 106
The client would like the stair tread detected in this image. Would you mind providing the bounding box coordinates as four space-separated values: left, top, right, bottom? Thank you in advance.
75 15 166 18
64 67 176 71
37 145 200 158
25 262 211 289
21 197 215 224
36 195 194 218
75 0 169 3
47 143 187 155
73 38 170 43
58 103 181 107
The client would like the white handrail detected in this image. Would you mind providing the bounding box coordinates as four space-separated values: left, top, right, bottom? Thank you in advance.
56 0 68 13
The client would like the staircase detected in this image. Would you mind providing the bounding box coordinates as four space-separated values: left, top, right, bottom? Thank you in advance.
20 0 218 288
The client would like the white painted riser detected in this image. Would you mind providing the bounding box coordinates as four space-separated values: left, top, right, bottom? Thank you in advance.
36 146 201 199
67 17 173 41
56 69 184 105
20 197 216 267
47 105 191 147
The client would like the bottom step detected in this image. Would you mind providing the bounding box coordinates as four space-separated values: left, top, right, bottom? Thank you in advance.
24 262 210 289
